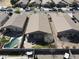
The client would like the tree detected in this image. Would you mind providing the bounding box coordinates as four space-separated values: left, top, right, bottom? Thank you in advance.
0 36 10 48
10 0 19 5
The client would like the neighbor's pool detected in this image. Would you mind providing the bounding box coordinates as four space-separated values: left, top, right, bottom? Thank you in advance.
4 37 22 48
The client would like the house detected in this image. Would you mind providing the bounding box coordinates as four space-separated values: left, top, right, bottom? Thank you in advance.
53 0 61 4
49 12 72 36
42 0 51 4
16 0 30 8
49 12 79 43
2 12 28 37
29 0 51 4
0 12 9 27
25 12 53 43
73 13 79 21
63 13 79 42
63 0 74 4
29 0 41 4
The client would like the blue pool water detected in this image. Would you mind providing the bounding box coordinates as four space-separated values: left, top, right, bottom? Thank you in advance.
4 37 20 48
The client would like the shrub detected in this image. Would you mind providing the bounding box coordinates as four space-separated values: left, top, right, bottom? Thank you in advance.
48 44 56 48
15 8 20 14
65 46 69 49
32 45 48 49
0 36 10 44
28 2 37 7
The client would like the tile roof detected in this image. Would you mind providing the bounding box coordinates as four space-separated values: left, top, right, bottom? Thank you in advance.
25 12 52 34
49 12 72 33
0 12 8 22
2 12 27 31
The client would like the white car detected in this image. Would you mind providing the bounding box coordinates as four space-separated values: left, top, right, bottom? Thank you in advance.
41 7 52 11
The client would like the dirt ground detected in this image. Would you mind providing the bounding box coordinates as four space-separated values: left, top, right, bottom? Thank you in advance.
0 0 12 7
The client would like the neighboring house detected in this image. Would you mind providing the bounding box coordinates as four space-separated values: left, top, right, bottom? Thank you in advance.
73 13 79 21
25 12 53 43
76 0 79 2
49 12 79 43
53 0 74 6
0 12 9 27
42 0 51 4
63 0 74 4
49 12 72 37
63 13 79 42
53 0 69 7
29 0 41 4
53 0 61 4
2 12 28 37
16 0 30 8
29 0 51 4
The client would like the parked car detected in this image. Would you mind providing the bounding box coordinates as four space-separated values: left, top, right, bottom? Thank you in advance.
25 7 32 11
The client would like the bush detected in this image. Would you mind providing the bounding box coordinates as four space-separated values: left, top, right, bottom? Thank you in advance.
32 45 48 49
28 2 37 7
48 44 56 48
0 36 10 44
65 46 69 49
15 8 20 14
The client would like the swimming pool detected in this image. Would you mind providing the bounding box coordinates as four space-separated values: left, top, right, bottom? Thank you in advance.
3 36 22 48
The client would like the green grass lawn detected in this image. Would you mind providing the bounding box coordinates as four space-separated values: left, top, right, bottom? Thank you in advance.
32 43 56 49
32 44 49 49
